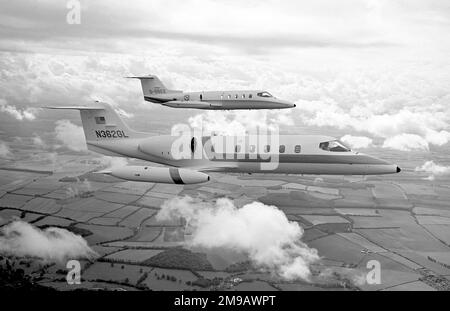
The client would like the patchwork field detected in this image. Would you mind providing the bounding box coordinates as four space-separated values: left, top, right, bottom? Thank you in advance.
1 152 450 291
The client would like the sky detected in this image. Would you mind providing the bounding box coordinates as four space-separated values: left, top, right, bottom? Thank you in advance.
0 0 450 172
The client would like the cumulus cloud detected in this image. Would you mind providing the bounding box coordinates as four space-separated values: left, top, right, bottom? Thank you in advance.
296 89 450 152
66 179 94 198
318 267 367 287
186 110 292 136
157 196 319 281
0 220 98 263
340 135 373 149
99 156 129 169
0 140 12 158
54 120 86 152
415 161 450 181
0 2 448 159
31 134 46 148
382 133 430 151
0 100 39 121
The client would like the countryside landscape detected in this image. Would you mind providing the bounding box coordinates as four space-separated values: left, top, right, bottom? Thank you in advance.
1 144 450 291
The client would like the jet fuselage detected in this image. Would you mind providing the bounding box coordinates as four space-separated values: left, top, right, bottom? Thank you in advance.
145 90 295 110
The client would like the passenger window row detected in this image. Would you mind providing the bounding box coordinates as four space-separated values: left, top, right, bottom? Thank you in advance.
201 92 273 100
229 144 301 153
221 94 254 100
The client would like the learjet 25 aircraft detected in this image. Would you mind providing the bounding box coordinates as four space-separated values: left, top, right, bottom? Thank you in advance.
46 103 401 185
129 75 296 110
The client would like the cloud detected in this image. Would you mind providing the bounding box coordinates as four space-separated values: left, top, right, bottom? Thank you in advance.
0 220 98 263
0 100 39 121
186 110 292 136
415 160 450 180
54 119 86 152
156 196 319 281
340 135 373 149
295 83 450 151
382 133 430 151
0 140 12 158
0 2 448 159
66 179 94 198
99 156 128 169
31 133 46 148
1 0 449 55
318 267 367 287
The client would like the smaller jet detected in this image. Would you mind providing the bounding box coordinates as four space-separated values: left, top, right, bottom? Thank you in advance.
128 75 296 110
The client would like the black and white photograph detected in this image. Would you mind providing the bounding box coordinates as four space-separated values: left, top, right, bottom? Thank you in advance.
0 0 449 301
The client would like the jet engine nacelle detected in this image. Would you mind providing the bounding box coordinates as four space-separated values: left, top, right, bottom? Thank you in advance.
162 100 213 109
103 165 210 184
138 136 198 160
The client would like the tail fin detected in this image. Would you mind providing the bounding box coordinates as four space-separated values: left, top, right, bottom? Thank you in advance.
45 102 146 142
127 75 182 98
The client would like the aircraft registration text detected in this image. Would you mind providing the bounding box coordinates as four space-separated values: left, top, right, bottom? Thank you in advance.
95 130 129 138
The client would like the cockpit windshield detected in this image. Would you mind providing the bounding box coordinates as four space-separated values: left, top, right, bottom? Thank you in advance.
319 140 351 152
257 91 272 98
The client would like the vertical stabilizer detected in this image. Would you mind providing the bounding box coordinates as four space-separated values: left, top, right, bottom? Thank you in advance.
45 102 146 142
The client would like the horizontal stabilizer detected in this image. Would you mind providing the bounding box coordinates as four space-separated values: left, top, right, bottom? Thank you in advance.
93 170 112 174
44 106 105 110
125 76 156 80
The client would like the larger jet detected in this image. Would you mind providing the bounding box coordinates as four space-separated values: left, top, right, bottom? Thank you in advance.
129 75 296 110
46 103 401 185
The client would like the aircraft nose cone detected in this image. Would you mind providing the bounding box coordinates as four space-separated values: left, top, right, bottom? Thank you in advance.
396 166 401 173
286 102 296 108
278 100 296 108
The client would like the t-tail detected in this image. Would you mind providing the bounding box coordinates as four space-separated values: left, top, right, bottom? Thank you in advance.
127 75 182 103
45 102 148 156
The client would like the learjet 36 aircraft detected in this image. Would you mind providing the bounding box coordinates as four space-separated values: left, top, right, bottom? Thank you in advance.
47 103 401 185
129 75 295 110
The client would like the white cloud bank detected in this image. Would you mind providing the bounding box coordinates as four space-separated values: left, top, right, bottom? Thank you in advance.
340 135 373 149
99 156 128 169
156 196 319 281
0 220 98 263
382 134 430 151
186 109 293 136
0 100 39 121
415 161 450 181
296 97 450 152
54 120 86 152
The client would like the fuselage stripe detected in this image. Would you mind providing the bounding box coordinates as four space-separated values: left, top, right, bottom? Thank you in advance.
208 154 388 165
169 168 184 184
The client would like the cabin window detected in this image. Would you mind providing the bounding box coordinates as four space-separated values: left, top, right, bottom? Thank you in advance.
249 94 253 99
190 137 196 153
264 145 270 153
144 167 148 170
249 145 256 153
134 173 140 177
235 145 241 153
319 140 351 152
279 145 285 153
257 91 273 98
200 94 203 101
295 145 301 153
221 95 223 100
235 94 238 99
227 95 231 99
